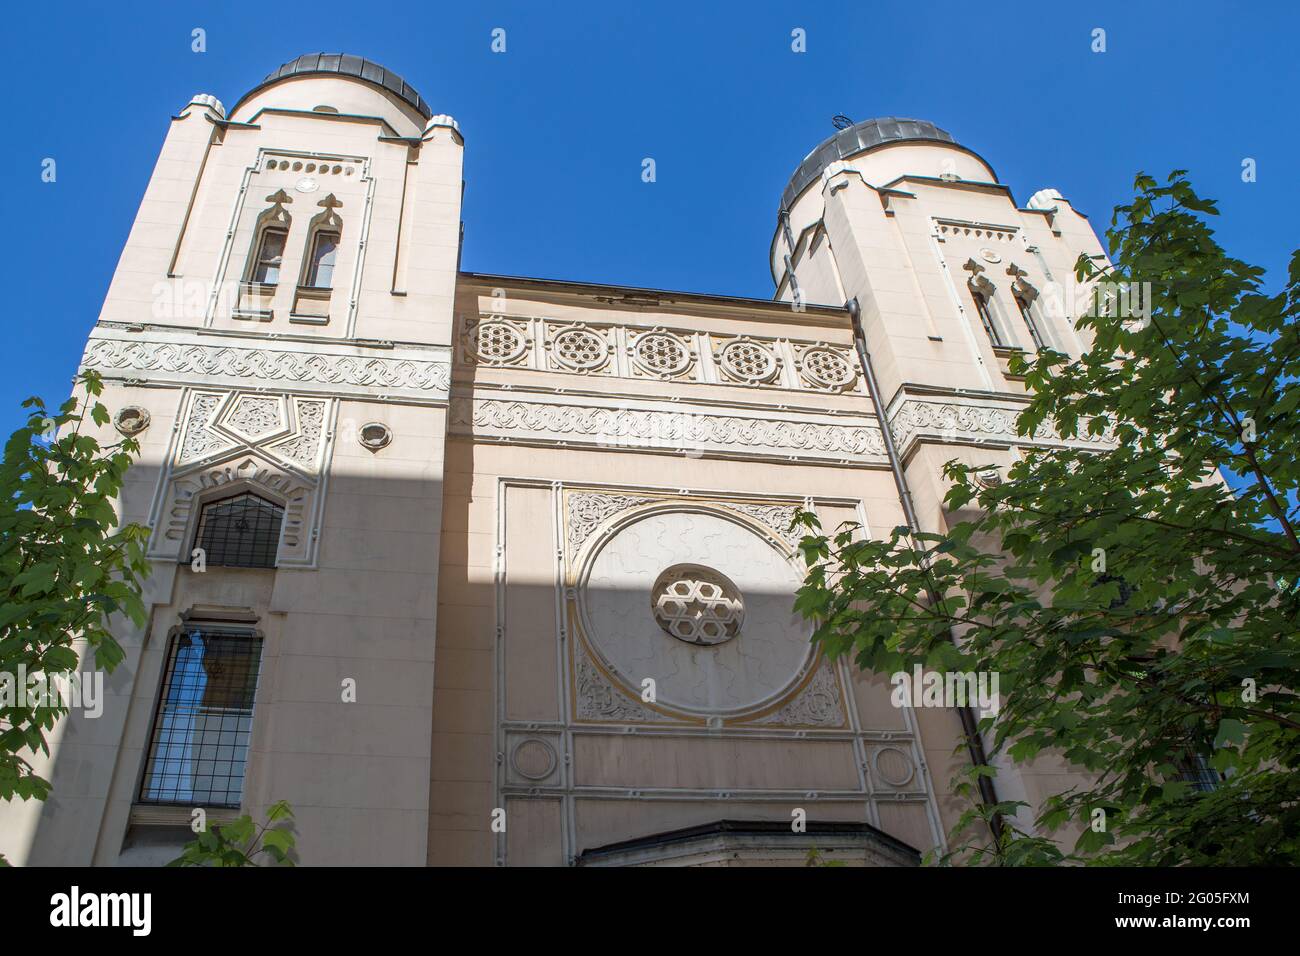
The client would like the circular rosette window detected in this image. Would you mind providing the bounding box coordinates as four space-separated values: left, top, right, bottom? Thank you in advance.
577 506 813 717
652 564 744 645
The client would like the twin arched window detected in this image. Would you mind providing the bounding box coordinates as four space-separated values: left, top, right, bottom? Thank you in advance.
244 191 343 291
965 260 1052 353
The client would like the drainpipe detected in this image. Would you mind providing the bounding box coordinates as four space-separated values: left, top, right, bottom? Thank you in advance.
846 296 1005 844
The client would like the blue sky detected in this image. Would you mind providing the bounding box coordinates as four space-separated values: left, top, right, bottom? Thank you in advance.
1 0 1296 431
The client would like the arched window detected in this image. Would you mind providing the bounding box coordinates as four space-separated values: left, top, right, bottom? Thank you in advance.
304 229 340 288
250 227 288 285
244 189 293 287
1014 291 1047 351
969 283 1008 348
193 492 284 568
299 193 344 290
1009 267 1050 351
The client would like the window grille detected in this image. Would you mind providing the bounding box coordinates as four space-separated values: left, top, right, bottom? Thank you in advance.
194 493 283 569
139 627 263 808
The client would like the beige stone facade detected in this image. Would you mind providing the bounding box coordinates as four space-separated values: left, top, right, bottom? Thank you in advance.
1 55 1105 866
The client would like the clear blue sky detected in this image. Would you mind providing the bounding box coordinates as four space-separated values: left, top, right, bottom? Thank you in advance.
1 0 1296 431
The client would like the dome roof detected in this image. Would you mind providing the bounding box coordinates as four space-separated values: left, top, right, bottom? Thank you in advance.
237 53 432 120
780 116 959 211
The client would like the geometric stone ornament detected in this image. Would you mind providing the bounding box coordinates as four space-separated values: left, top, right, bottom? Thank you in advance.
566 493 844 726
149 388 332 567
651 563 745 646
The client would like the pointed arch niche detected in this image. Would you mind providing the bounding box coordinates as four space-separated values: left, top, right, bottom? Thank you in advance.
291 193 344 325
234 190 293 322
147 388 336 569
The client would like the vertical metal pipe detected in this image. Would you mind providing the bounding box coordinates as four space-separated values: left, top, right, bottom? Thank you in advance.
846 296 1005 844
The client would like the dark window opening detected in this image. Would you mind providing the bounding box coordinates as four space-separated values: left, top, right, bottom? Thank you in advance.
972 289 1006 347
305 231 339 289
194 493 283 569
251 228 288 285
1016 294 1047 351
139 627 263 808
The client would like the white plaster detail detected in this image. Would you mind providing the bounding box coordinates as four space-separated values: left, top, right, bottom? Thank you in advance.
152 389 332 567
188 93 225 116
795 344 857 390
548 325 611 373
629 328 692 379
750 659 845 728
1027 187 1064 212
80 327 451 403
887 394 1117 458
574 648 672 723
577 506 813 716
717 338 780 385
567 492 655 554
651 564 745 646
112 405 151 437
452 395 886 464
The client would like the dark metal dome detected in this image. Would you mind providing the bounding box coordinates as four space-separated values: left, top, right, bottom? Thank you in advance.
780 116 958 211
239 53 432 120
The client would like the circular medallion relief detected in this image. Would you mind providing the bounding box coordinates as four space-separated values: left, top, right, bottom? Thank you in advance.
632 331 689 377
720 340 778 384
651 564 744 645
579 508 812 715
294 177 320 193
473 320 526 364
801 347 856 389
551 326 608 371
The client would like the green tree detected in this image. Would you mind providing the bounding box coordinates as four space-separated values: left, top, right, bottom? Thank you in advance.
168 800 297 867
0 371 150 854
793 172 1300 865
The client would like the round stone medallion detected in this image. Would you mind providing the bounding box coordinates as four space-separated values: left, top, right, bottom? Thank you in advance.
578 506 812 716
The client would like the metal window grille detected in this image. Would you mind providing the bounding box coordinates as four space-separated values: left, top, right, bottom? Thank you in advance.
139 627 263 807
194 493 283 569
1176 752 1222 793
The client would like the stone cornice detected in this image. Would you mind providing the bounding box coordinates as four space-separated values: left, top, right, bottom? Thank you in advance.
450 388 887 466
79 324 451 404
885 388 1117 460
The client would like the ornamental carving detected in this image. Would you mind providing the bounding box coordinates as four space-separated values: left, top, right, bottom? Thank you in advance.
574 650 671 723
722 502 803 551
454 398 886 464
151 389 332 567
887 398 1118 457
548 325 610 373
749 660 846 728
717 338 780 385
651 564 745 646
630 329 691 378
466 317 529 366
567 492 654 554
796 345 857 390
81 334 450 398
